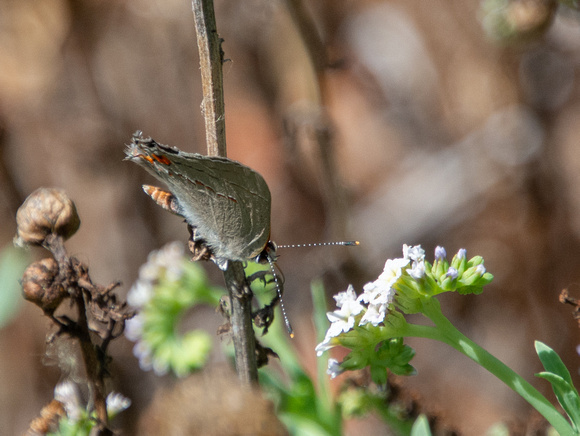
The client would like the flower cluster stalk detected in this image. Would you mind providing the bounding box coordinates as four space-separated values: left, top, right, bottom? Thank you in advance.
403 297 574 435
316 245 576 435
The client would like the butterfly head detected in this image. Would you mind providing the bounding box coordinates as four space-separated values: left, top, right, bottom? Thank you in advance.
254 240 278 265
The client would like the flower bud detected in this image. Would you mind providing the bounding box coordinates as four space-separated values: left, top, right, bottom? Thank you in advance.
432 247 448 278
440 267 459 291
21 258 66 312
14 188 80 247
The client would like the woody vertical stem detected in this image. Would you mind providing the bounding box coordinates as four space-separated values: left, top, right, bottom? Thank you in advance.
191 0 258 385
192 0 226 157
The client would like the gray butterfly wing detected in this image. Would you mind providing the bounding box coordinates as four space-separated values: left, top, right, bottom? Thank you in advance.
126 134 271 269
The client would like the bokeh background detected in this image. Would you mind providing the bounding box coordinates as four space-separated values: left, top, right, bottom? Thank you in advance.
2 0 580 434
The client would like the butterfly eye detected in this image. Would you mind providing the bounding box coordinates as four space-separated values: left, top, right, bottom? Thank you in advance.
255 241 278 264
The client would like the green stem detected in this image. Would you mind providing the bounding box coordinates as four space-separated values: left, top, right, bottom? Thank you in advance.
399 297 574 436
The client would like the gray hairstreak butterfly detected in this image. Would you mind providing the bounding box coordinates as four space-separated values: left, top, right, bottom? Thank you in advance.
125 131 358 336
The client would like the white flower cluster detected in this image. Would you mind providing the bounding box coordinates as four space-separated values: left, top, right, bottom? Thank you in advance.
126 241 185 308
315 245 425 357
125 241 185 375
54 380 130 422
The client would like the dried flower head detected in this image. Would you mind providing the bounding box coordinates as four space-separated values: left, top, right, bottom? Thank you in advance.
21 258 67 313
14 188 80 248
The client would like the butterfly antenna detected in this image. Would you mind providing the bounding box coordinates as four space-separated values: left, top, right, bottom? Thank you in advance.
277 240 360 249
266 256 294 338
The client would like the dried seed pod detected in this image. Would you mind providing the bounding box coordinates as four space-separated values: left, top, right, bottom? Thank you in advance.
14 188 80 247
21 258 67 312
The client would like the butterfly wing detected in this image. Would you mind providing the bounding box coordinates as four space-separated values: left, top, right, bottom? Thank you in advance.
125 133 271 269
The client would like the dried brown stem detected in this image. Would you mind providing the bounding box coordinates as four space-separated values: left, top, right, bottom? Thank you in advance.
41 238 119 433
223 262 258 385
74 290 108 426
192 0 226 157
191 0 258 385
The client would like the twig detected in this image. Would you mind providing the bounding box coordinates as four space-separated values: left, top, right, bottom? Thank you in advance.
192 0 226 157
223 262 258 385
191 0 258 384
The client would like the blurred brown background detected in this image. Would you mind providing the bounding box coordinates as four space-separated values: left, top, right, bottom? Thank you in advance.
1 0 580 434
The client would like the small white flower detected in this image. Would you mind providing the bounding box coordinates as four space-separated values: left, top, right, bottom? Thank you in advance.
475 264 486 276
327 358 343 379
54 381 83 422
152 357 170 376
401 245 426 280
124 314 144 342
128 242 186 309
457 248 467 260
316 287 364 357
434 246 446 260
324 285 364 337
407 261 425 279
403 245 425 263
357 257 408 327
138 257 161 282
156 241 186 281
106 392 131 416
133 341 154 371
446 267 458 279
315 336 336 356
127 280 153 308
360 258 407 303
334 285 360 309
326 312 354 337
359 302 387 326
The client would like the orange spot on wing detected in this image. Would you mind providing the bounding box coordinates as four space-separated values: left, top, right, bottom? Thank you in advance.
152 154 172 165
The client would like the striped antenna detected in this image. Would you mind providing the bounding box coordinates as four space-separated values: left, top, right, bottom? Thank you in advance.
264 240 359 338
277 241 360 249
266 255 294 338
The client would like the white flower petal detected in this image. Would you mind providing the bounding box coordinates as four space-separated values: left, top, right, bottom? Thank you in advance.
124 315 144 342
54 381 83 422
127 279 153 308
359 303 386 326
106 392 131 415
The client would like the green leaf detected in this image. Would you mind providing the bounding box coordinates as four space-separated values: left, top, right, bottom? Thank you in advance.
279 413 337 436
311 279 330 344
310 280 337 425
535 341 580 429
411 415 432 436
535 341 574 386
536 372 580 429
0 246 28 328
